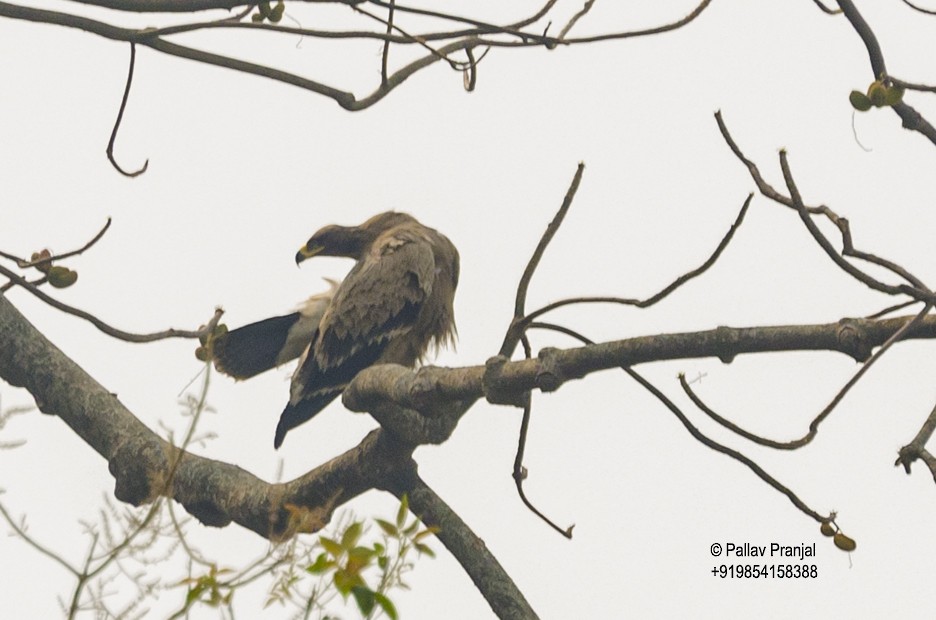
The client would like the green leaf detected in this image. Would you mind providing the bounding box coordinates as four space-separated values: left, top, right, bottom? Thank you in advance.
375 519 398 537
306 552 334 574
320 536 343 558
186 584 206 605
867 80 887 106
414 542 435 557
396 494 409 529
849 90 871 112
414 526 439 542
333 568 364 596
834 532 857 552
347 546 376 573
47 265 78 288
341 521 363 550
351 586 376 616
374 592 399 620
270 3 284 23
883 85 904 106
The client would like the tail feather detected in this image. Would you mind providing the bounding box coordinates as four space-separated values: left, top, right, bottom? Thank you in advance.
274 390 342 448
213 313 304 380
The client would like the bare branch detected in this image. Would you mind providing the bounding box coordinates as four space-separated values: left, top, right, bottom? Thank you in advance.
812 0 842 15
558 0 596 40
626 365 827 522
889 76 936 94
0 502 81 577
0 0 714 115
499 163 585 358
107 43 148 177
380 0 394 85
718 111 933 301
398 475 539 620
836 0 936 146
530 323 829 524
560 0 713 44
0 217 112 271
0 265 221 342
522 193 752 325
682 303 933 450
779 149 931 299
901 0 936 16
896 400 936 481
511 336 573 539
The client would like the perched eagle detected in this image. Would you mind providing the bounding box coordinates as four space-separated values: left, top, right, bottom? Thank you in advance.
212 212 459 449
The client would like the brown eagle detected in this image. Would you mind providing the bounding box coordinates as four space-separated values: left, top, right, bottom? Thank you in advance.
212 212 459 448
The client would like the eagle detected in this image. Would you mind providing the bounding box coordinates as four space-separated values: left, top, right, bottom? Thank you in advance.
211 212 459 448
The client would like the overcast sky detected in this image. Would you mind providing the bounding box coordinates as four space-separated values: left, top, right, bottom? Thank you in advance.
3 1 936 618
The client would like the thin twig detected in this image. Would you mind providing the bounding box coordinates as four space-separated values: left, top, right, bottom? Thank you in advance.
380 0 394 85
558 0 595 40
107 43 148 177
718 111 931 301
498 163 584 358
889 77 936 94
0 0 713 111
0 263 221 342
0 217 112 272
864 300 920 320
522 193 752 325
901 0 936 15
682 303 933 449
511 334 573 538
812 0 842 15
0 502 81 577
779 149 929 299
896 399 936 480
530 322 828 523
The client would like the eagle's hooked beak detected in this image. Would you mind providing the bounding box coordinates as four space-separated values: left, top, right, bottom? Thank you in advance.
295 244 323 266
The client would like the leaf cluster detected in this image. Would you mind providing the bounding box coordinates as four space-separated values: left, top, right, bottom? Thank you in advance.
300 495 438 619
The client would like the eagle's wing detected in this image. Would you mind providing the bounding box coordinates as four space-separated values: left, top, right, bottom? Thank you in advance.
274 232 435 448
212 281 336 380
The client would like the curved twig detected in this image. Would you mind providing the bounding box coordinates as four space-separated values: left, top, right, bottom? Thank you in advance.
865 300 920 320
521 193 752 325
901 0 936 15
718 111 933 301
681 303 933 450
511 335 573 538
107 43 148 177
0 218 112 270
812 0 842 15
529 322 828 524
779 150 931 300
0 263 221 342
0 0 714 113
380 0 394 85
498 163 584 358
558 0 596 40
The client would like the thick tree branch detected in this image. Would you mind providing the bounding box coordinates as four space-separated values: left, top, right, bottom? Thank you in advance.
387 474 539 620
9 279 936 529
0 293 415 541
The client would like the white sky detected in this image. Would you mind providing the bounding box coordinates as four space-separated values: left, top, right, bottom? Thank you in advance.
3 1 936 618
